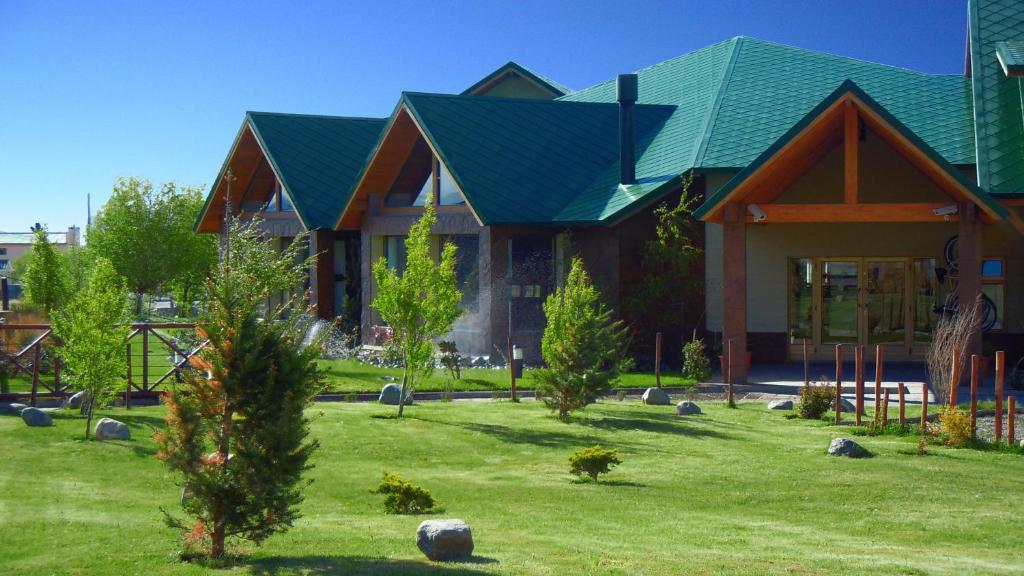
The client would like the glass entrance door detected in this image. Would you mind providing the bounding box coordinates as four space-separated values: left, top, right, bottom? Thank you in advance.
864 260 907 345
821 261 860 344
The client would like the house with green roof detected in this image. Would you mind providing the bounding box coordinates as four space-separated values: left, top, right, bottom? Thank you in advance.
199 0 1024 374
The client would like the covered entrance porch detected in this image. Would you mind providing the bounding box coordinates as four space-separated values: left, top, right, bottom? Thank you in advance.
697 80 1019 383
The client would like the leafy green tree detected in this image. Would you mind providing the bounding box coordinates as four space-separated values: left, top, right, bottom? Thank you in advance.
52 257 132 439
22 228 68 315
156 217 322 561
63 245 98 296
89 177 214 316
166 188 218 317
622 172 702 354
533 258 632 420
371 199 463 417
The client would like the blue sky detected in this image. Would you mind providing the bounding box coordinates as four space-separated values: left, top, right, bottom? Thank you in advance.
0 0 968 234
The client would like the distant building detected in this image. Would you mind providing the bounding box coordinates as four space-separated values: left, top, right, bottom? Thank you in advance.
0 226 81 273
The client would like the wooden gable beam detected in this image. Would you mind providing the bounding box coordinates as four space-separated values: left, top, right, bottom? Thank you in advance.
844 100 858 204
748 203 962 223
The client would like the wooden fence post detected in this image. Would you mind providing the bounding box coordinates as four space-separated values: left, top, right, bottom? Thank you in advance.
881 390 890 424
1008 396 1016 446
855 345 864 426
655 332 662 389
125 343 132 410
726 338 735 406
803 338 809 391
970 354 979 438
921 382 929 429
30 343 40 407
898 383 906 426
949 348 960 409
142 327 149 392
874 344 883 419
834 344 842 424
995 350 1004 442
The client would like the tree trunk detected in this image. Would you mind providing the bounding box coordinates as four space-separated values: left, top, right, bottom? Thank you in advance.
211 404 233 559
135 292 144 317
84 399 93 440
397 371 408 418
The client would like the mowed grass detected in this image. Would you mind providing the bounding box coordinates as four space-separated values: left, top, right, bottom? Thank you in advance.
1 399 1023 575
316 358 695 393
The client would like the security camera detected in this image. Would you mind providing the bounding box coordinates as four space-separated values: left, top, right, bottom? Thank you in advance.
933 204 958 219
748 203 766 222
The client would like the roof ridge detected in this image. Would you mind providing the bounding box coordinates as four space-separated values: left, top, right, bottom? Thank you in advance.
403 91 675 109
246 110 386 122
692 36 744 167
738 36 964 78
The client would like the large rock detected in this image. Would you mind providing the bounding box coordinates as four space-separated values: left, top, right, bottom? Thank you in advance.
378 383 413 405
642 387 671 406
767 399 794 410
94 417 130 441
21 407 53 427
827 438 869 458
64 391 87 410
837 398 856 412
416 519 474 561
675 401 702 415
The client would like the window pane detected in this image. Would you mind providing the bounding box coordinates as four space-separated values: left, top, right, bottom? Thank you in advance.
279 190 294 211
788 258 812 339
438 164 464 206
982 258 1004 278
981 284 1004 330
913 259 938 342
333 240 348 279
385 139 433 207
265 191 278 212
821 261 859 343
385 236 407 273
865 261 905 344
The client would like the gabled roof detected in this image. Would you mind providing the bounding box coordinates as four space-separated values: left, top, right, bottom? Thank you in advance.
461 61 572 97
694 80 1009 222
995 41 1024 76
400 92 675 225
196 112 386 232
969 0 1024 194
562 36 975 172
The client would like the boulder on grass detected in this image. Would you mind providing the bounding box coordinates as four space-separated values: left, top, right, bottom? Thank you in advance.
767 399 794 410
837 398 856 412
21 407 53 427
378 383 413 405
827 438 869 458
676 401 702 415
416 519 474 561
64 391 87 410
94 417 130 441
642 387 671 406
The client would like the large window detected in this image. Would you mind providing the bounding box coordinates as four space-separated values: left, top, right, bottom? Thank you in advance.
913 258 938 342
982 257 1005 330
385 236 407 273
384 138 465 208
788 258 813 340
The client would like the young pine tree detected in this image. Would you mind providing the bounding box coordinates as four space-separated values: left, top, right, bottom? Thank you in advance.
533 258 632 420
156 218 324 561
371 198 463 417
52 257 132 439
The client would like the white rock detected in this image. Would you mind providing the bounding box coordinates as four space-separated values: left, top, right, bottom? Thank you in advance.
94 417 130 441
416 519 474 561
641 387 671 406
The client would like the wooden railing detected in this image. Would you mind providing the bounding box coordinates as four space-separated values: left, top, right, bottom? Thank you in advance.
0 323 202 405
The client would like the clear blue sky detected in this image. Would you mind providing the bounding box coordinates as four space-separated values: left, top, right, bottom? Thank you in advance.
0 0 968 234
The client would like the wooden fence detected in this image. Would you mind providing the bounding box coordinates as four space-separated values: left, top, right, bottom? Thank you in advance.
0 323 202 405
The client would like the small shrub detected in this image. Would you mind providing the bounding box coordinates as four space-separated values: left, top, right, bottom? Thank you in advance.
939 406 971 447
682 338 711 383
438 340 461 380
797 382 835 420
616 390 627 402
569 445 622 482
371 472 436 514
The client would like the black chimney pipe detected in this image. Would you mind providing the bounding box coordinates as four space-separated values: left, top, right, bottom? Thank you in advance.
617 73 638 185
1 277 8 312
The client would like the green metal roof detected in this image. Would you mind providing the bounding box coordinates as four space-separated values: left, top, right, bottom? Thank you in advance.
970 0 1024 194
401 92 674 225
246 112 386 230
694 80 1009 221
996 41 1024 75
460 61 572 97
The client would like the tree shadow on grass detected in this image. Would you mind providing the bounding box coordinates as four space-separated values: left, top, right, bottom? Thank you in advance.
249 555 498 575
574 409 734 440
410 417 616 449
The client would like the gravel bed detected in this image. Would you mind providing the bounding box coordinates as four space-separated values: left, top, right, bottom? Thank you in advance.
975 414 1024 443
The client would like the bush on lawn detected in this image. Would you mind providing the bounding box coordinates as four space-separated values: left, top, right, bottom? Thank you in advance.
797 383 835 420
372 472 436 514
939 406 971 447
569 445 622 482
682 337 711 383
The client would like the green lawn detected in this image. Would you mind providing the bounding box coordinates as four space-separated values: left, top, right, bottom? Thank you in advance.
316 358 695 393
1 399 1022 575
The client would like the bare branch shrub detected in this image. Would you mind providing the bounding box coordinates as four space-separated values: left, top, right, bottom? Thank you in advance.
927 295 981 407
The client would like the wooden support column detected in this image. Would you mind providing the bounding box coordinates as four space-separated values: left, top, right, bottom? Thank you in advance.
958 202 982 358
312 230 335 319
844 101 858 205
722 204 748 384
